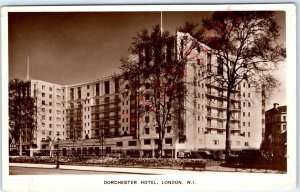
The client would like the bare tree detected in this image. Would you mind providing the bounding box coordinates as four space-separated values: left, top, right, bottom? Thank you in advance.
120 25 198 157
9 79 37 156
198 11 286 159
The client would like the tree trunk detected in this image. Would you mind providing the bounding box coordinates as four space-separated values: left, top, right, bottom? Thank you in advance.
225 88 232 160
19 133 23 156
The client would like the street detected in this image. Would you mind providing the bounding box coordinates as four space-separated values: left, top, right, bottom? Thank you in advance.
9 166 138 175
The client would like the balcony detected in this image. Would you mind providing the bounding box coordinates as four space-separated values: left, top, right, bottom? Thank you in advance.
95 98 121 106
206 102 226 110
206 113 225 119
206 91 224 99
109 106 121 112
206 124 225 130
230 105 241 112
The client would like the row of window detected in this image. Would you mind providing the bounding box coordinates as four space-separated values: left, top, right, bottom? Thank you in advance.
41 116 63 121
41 100 63 107
41 130 64 136
42 108 65 114
266 115 286 123
41 123 64 129
213 139 249 146
144 126 172 134
242 112 251 117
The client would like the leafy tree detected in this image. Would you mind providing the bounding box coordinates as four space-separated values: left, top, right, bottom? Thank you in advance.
198 11 286 159
9 79 37 156
120 25 197 157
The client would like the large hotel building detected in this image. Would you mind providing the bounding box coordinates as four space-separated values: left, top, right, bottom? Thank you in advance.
17 32 265 158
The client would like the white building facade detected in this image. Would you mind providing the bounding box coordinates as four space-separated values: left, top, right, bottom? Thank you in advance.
21 32 264 157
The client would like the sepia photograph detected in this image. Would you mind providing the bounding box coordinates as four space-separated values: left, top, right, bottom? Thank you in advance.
1 4 296 192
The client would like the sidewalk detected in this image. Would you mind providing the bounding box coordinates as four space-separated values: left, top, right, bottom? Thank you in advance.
9 163 203 175
10 163 284 174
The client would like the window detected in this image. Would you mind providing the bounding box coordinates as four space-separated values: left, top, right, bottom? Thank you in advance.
213 140 219 145
248 93 250 97
144 139 151 145
49 102 52 106
49 117 52 121
42 123 45 127
165 138 172 144
49 131 52 135
248 122 250 127
248 102 251 107
42 85 45 90
49 109 52 113
87 92 90 97
42 100 45 105
115 79 119 93
87 85 90 89
145 116 149 123
116 142 123 147
96 83 100 96
243 122 245 126
248 132 250 137
128 141 137 146
42 93 45 97
105 81 110 94
283 116 286 121
243 112 245 117
248 112 250 117
49 124 52 128
42 130 45 135
167 126 171 133
49 94 52 99
42 116 45 120
207 53 212 71
49 87 52 91
217 131 223 134
145 128 150 134
78 87 81 99
243 102 245 107
245 142 249 146
283 124 287 131
42 108 45 112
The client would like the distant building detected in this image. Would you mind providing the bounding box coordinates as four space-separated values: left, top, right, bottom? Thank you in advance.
261 103 287 158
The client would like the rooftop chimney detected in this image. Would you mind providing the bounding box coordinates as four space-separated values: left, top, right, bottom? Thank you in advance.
273 103 279 109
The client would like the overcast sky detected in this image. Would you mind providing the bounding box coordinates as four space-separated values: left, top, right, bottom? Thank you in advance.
8 11 286 108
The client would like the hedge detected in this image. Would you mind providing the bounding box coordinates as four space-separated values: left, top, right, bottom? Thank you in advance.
10 156 206 168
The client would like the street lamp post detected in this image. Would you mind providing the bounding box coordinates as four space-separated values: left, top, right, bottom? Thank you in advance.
56 134 61 169
100 121 104 158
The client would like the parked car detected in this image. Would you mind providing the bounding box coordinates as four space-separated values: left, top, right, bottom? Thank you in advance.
185 151 204 159
197 151 214 159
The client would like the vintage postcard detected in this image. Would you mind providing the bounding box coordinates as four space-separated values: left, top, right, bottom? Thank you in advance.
1 4 296 192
